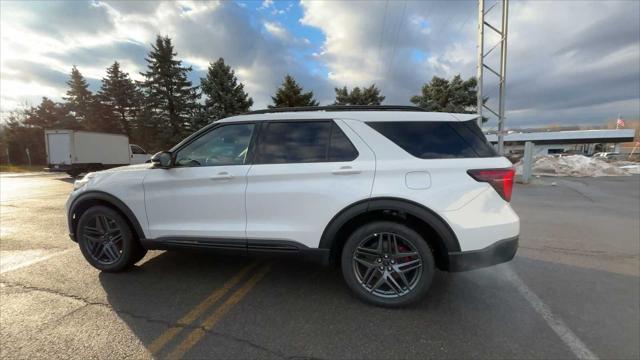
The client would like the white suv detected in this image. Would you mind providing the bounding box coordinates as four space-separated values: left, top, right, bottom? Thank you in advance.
66 106 519 307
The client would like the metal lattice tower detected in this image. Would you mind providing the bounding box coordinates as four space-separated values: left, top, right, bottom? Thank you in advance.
476 0 509 154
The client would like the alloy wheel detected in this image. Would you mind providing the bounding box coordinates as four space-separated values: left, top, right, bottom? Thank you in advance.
82 214 124 265
352 232 423 298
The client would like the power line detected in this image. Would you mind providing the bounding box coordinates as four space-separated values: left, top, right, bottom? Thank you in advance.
386 0 408 80
376 0 389 82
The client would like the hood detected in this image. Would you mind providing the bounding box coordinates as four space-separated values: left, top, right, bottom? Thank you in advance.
100 163 153 173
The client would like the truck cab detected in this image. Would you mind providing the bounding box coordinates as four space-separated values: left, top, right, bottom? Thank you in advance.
129 144 151 164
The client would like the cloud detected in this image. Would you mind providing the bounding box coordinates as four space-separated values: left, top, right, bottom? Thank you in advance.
1 0 331 114
259 0 274 10
300 0 640 127
264 21 289 40
1 1 114 37
0 0 638 127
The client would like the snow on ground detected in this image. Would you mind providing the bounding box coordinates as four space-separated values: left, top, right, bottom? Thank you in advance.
516 155 640 177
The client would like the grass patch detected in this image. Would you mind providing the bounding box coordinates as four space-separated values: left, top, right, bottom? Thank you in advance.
0 164 46 173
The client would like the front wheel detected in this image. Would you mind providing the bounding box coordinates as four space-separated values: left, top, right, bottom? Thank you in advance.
341 221 435 307
77 206 146 272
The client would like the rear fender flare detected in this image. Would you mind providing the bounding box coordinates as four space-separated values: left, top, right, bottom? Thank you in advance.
319 197 461 252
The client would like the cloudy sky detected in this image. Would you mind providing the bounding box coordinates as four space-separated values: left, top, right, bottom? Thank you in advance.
1 0 639 128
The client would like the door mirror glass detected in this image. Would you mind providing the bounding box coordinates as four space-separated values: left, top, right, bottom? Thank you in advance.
151 151 172 168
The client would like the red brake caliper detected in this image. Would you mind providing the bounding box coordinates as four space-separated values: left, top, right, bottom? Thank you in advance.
397 244 411 263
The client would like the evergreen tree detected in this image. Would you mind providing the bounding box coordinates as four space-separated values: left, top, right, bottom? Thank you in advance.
87 99 122 133
334 84 385 105
199 58 253 127
63 66 93 128
24 97 78 130
3 109 46 165
269 74 319 108
98 61 143 136
140 35 199 149
410 75 482 114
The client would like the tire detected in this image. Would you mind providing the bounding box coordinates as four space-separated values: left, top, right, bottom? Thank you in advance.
67 170 81 178
130 244 149 265
341 221 435 307
76 205 143 272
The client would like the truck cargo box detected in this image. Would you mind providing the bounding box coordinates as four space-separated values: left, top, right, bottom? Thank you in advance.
45 130 132 176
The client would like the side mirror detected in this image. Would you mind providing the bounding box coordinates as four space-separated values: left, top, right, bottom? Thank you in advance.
151 151 172 168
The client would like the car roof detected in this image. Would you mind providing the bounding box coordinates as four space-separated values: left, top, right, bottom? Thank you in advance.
220 111 478 123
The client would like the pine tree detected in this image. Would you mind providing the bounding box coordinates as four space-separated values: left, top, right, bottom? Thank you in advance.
140 35 199 149
98 62 143 136
334 84 385 105
269 74 319 108
63 66 93 128
24 97 78 130
410 75 481 114
199 58 253 127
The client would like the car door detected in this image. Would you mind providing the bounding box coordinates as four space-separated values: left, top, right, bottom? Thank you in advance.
245 119 375 249
129 145 150 164
143 122 256 244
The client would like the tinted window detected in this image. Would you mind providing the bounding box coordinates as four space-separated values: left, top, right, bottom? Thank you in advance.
329 123 359 161
175 123 254 167
256 121 358 164
367 120 497 159
256 121 330 164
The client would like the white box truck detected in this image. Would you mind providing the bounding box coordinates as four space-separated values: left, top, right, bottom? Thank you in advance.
44 130 151 177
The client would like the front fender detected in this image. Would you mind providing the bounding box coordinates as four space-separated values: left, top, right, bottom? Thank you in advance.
67 191 146 243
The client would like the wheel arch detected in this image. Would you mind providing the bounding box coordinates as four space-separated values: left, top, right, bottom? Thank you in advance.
319 197 460 270
68 191 145 243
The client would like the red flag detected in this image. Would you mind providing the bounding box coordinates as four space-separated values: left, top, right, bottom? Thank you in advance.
617 118 625 128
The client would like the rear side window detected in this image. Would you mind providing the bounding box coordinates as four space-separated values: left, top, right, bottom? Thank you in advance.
256 121 358 164
329 123 359 161
367 120 497 159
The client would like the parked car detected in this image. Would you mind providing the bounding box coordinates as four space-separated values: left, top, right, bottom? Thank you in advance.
45 130 151 177
592 152 620 159
66 106 519 307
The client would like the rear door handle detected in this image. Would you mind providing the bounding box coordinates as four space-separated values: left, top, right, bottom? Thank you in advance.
331 166 361 175
210 172 233 180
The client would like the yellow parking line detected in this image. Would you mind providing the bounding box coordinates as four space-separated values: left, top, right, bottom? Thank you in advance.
148 262 259 354
167 263 272 359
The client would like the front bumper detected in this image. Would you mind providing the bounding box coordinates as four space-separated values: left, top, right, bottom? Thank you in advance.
447 236 518 272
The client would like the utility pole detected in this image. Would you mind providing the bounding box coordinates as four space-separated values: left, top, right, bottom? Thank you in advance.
477 0 509 155
476 0 484 127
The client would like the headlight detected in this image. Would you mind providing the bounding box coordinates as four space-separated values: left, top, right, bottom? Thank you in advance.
73 173 95 191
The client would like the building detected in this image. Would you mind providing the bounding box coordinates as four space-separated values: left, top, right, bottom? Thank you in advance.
485 128 636 157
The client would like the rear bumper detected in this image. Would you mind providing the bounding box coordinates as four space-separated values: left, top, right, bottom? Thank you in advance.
447 236 518 272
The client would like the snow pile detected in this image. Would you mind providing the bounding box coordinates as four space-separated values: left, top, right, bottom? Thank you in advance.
616 161 640 175
529 155 633 177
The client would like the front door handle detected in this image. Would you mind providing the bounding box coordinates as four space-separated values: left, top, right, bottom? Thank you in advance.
332 166 361 175
210 172 233 180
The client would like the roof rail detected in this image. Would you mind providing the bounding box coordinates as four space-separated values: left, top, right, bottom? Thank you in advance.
245 105 426 115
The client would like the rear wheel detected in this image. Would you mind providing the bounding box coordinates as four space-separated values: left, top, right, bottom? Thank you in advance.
77 206 145 272
67 170 81 178
341 221 435 307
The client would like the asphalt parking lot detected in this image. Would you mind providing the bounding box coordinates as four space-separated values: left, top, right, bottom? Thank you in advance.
1 173 638 359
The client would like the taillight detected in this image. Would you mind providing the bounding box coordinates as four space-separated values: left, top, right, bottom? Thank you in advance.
467 168 515 202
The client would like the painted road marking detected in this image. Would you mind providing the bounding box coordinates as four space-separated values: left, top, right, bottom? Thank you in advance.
148 262 259 354
504 266 599 360
167 263 272 359
0 248 74 274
